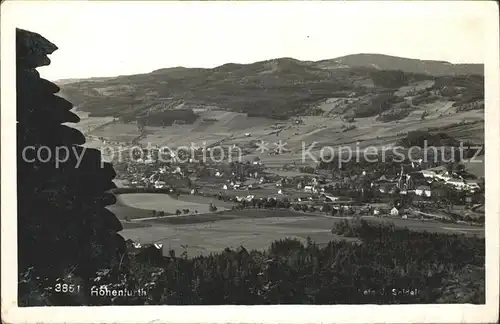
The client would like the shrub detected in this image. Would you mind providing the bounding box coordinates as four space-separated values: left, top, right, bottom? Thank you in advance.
64 220 486 306
342 124 357 132
376 109 410 122
399 101 411 109
370 70 408 88
397 130 459 148
269 238 305 256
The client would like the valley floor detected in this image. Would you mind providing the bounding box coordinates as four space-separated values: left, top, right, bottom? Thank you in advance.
119 209 484 257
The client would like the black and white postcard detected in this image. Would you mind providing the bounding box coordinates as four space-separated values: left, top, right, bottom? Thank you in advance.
1 1 499 323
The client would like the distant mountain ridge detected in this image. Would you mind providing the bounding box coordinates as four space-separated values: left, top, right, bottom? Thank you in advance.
323 53 483 76
57 53 483 84
58 53 484 120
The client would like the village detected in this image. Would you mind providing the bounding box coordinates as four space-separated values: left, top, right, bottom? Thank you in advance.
110 144 485 226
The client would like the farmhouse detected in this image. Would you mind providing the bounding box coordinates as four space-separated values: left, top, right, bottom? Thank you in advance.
463 180 481 192
446 178 467 189
415 185 432 197
435 171 453 181
390 207 399 217
378 183 397 194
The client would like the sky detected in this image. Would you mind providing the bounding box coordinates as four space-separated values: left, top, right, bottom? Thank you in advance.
3 1 489 81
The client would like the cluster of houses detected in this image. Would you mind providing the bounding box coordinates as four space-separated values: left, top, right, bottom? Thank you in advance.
420 169 481 192
114 147 269 192
116 161 186 190
113 144 482 223
358 164 481 198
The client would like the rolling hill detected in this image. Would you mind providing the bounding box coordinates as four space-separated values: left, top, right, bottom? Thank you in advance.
320 53 483 76
58 53 484 123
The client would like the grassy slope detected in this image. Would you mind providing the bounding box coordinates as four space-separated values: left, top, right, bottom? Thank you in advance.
59 54 484 120
64 54 484 160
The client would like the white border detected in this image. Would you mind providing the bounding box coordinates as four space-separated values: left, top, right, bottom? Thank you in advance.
1 1 499 323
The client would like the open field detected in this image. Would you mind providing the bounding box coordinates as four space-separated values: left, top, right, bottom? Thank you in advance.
117 193 232 214
107 202 159 220
173 194 236 209
70 109 115 135
121 213 357 257
91 122 142 143
146 209 306 224
109 193 237 221
121 221 152 229
119 209 484 257
86 107 484 155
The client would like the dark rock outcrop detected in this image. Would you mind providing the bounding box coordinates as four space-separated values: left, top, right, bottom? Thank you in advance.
16 28 126 305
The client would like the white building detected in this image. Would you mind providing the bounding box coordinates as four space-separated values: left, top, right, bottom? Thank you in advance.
154 181 166 189
415 185 432 197
465 180 481 191
436 172 453 182
446 179 467 189
390 207 399 216
420 170 437 179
